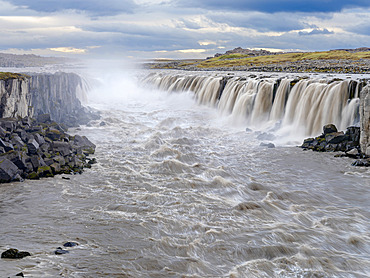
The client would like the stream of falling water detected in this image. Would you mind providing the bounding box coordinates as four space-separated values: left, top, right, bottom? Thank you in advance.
0 70 369 277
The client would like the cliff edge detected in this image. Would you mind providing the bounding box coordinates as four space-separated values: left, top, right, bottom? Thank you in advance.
360 85 370 156
0 72 98 127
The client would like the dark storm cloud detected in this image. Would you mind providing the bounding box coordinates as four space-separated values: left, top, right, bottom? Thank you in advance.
7 0 137 15
174 0 370 13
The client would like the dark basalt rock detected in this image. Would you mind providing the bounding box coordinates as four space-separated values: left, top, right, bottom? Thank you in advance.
0 159 20 182
63 241 79 247
0 138 14 152
1 248 31 259
301 124 368 167
323 124 338 134
352 159 370 167
27 138 39 155
0 116 96 183
54 247 69 255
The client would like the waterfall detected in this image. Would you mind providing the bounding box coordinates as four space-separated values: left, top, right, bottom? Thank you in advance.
143 72 367 137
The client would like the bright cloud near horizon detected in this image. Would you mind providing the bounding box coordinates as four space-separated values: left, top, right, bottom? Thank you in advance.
0 0 369 60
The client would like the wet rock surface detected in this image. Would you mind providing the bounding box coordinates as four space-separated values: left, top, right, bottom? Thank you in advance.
301 124 369 166
0 115 96 183
0 72 100 127
1 249 31 259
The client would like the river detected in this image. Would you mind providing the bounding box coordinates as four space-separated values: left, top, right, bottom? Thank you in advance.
0 69 369 277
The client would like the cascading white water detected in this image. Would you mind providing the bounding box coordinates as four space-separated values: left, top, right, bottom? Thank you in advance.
143 72 366 137
2 68 369 277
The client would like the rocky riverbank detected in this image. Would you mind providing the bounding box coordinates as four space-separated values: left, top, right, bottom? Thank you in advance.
146 59 370 74
0 114 96 183
301 124 369 166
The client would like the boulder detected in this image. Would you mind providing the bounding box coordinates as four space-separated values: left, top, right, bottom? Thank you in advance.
53 155 66 166
0 138 14 152
50 163 61 174
52 141 72 156
63 242 79 247
326 133 349 144
27 138 39 155
1 151 28 171
1 248 31 259
33 133 45 145
54 247 69 255
39 142 50 153
0 120 16 132
11 135 25 149
72 135 96 154
37 166 54 178
0 126 7 137
27 172 39 180
28 155 46 171
323 124 338 134
352 159 370 167
14 129 27 141
0 159 19 182
46 129 63 141
346 148 360 158
345 126 360 143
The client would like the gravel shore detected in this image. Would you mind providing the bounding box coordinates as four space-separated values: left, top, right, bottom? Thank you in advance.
145 59 370 74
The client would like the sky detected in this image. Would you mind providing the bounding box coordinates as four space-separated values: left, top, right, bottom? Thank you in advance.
0 0 369 60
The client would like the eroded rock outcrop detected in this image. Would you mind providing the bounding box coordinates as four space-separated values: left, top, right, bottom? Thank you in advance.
301 124 369 166
0 116 96 182
359 85 370 156
0 72 99 127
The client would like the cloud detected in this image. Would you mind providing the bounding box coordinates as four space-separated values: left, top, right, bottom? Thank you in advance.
0 0 369 59
7 0 137 15
198 41 217 46
174 0 370 13
299 28 334 36
49 46 101 54
207 11 308 32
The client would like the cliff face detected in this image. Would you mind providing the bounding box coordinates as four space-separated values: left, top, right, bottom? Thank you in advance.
0 77 31 118
29 73 85 126
360 85 370 155
0 72 98 126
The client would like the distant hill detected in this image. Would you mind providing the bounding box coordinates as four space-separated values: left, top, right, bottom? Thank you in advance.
211 47 370 59
147 47 370 74
0 53 71 67
212 47 282 59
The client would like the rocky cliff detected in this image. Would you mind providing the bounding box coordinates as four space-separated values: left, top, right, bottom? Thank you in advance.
0 72 98 126
0 74 31 118
360 85 370 155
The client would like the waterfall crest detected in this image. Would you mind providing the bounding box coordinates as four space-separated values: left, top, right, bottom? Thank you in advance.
143 72 367 137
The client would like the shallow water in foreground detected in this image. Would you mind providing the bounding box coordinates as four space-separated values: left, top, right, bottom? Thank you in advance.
0 79 369 277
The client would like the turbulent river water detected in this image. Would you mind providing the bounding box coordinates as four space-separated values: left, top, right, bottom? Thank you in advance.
1 69 369 277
